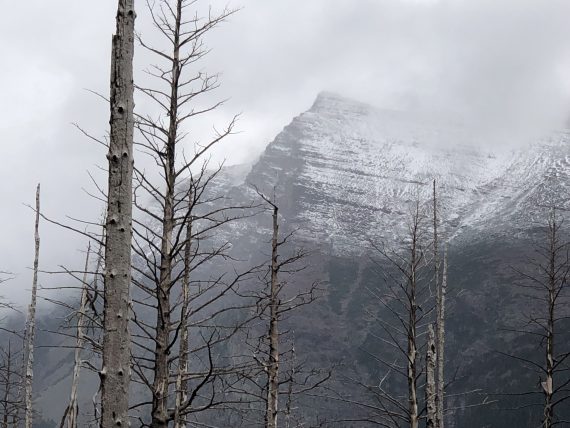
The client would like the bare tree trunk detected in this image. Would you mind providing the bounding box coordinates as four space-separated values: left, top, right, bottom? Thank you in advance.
2 344 8 428
151 183 174 428
174 195 192 428
2 341 13 428
407 309 418 428
16 328 27 424
543 296 554 428
266 204 280 428
407 204 419 428
426 325 437 428
284 345 296 428
150 3 181 426
432 179 445 428
436 251 447 428
100 1 135 426
543 214 556 428
502 209 569 427
24 184 41 428
62 245 91 428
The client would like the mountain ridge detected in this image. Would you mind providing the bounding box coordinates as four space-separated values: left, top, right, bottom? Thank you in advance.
241 92 570 255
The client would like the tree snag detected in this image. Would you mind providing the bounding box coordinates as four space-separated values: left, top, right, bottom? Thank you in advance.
61 244 91 428
426 324 437 428
100 1 135 427
24 184 41 428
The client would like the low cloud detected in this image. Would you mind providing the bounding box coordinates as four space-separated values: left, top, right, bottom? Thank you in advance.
1 0 569 305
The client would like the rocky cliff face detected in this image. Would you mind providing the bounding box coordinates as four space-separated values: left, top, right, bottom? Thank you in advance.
245 91 570 253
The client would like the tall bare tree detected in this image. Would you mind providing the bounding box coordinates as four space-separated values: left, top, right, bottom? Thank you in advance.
60 244 92 428
501 208 570 428
173 195 192 428
265 195 282 428
100 0 136 426
0 275 21 427
24 184 41 428
436 249 447 428
347 199 434 428
426 324 437 428
128 1 259 426
232 190 326 428
432 180 446 428
0 340 23 427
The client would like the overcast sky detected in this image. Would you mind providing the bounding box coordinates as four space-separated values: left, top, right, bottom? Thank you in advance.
1 0 569 306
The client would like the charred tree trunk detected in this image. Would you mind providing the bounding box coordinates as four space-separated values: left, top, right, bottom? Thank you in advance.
265 203 280 428
24 184 41 428
100 0 135 426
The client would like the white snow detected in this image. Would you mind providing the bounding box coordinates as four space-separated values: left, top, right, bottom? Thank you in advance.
262 92 570 254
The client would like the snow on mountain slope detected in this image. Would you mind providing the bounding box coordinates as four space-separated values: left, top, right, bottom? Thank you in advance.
245 92 570 253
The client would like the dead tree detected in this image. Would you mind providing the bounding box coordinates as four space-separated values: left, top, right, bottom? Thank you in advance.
100 0 136 426
265 195 281 428
436 249 447 428
405 202 423 428
432 180 446 428
129 2 260 426
173 194 192 428
60 244 92 428
351 199 434 428
501 208 570 428
0 341 23 427
36 216 107 427
425 325 437 428
24 184 41 428
232 190 326 428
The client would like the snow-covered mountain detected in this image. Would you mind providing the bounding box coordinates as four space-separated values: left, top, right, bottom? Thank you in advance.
228 92 570 427
242 91 570 252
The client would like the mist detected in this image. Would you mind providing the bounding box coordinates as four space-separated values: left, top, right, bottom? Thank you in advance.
1 0 569 306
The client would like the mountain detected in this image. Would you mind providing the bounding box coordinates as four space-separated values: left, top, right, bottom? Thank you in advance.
243 91 570 250
27 92 570 426
225 91 570 426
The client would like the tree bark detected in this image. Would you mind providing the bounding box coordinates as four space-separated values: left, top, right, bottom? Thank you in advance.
24 184 41 428
426 325 437 428
2 341 13 428
432 179 445 428
407 204 419 428
150 2 182 426
436 251 447 428
100 1 135 426
62 245 91 428
174 191 192 428
284 345 296 428
266 204 280 428
543 213 556 428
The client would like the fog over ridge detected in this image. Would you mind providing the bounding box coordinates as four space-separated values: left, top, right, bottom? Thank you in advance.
0 0 569 305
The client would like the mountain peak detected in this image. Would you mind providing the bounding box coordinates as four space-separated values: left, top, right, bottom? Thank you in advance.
248 92 570 254
310 91 373 115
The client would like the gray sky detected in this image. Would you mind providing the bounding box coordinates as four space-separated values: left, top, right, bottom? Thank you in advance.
1 0 569 306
